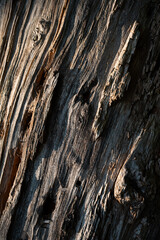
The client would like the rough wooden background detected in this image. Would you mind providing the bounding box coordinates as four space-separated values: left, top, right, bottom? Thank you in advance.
0 0 160 239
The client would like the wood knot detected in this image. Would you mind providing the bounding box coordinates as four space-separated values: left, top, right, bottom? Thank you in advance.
32 17 51 47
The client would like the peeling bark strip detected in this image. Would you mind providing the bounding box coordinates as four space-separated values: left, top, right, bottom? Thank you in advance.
92 21 140 139
0 0 160 240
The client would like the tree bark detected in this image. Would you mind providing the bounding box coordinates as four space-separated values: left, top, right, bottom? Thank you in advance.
0 0 160 239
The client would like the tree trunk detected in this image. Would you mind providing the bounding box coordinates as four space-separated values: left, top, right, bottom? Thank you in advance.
0 0 160 239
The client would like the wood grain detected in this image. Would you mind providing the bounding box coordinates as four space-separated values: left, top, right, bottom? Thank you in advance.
0 0 160 239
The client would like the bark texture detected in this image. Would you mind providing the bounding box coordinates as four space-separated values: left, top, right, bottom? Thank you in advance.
0 0 160 239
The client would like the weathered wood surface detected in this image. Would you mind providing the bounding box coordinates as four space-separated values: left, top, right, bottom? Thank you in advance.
0 0 160 239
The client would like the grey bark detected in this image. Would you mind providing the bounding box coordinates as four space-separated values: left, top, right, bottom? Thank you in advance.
0 0 160 239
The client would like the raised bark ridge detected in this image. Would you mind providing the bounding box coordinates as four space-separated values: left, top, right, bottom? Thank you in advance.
0 1 160 240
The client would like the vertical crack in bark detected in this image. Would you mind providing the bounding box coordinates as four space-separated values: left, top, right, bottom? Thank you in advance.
0 144 22 215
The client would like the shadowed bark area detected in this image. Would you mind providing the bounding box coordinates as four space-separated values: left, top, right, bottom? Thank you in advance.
0 0 160 239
